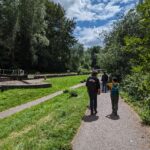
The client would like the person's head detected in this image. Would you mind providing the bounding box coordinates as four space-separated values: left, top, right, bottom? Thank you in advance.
103 72 106 75
92 70 98 77
112 77 118 83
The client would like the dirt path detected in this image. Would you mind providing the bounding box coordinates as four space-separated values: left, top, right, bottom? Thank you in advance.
0 83 85 119
72 93 150 150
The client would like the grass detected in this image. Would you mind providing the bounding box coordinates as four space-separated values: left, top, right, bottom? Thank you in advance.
0 75 88 112
121 92 150 125
0 87 88 149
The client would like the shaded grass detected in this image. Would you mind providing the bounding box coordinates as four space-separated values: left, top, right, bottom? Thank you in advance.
121 92 150 125
0 87 88 149
0 75 88 112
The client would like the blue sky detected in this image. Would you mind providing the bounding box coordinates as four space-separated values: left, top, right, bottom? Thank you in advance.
54 0 139 48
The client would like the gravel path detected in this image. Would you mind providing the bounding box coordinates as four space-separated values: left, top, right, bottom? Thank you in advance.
72 93 150 150
0 83 85 119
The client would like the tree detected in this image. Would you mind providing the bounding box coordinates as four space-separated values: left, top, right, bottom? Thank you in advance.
88 46 101 69
44 1 76 72
14 0 48 71
98 9 142 76
69 43 84 71
0 0 19 68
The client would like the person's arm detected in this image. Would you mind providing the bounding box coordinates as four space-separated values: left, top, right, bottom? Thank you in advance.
97 89 101 95
86 77 89 87
106 75 109 82
97 78 101 95
101 75 103 81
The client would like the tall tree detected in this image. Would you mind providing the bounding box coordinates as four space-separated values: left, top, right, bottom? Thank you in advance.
0 0 19 68
14 0 48 71
45 1 76 72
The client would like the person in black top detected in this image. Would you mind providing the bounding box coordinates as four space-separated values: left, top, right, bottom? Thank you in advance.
101 72 108 93
86 70 101 115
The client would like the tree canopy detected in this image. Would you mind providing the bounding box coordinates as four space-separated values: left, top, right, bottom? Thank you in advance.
0 0 82 73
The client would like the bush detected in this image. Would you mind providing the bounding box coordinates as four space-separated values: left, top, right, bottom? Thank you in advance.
122 73 150 101
140 98 150 125
77 68 90 75
122 73 150 124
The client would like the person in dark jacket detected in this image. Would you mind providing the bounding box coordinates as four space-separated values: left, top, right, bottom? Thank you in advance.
101 72 108 93
86 70 101 115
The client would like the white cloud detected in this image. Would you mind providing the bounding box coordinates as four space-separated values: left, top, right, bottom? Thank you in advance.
74 20 114 48
53 0 138 47
54 0 121 21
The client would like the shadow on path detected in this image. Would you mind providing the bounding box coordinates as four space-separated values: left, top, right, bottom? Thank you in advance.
105 114 120 120
82 115 99 122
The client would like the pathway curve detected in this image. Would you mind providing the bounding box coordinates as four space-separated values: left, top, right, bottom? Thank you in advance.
72 93 150 150
0 83 85 119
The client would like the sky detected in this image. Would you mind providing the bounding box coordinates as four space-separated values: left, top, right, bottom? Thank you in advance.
54 0 139 48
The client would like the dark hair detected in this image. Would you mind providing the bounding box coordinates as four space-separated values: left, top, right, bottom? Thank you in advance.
92 70 98 76
112 77 118 82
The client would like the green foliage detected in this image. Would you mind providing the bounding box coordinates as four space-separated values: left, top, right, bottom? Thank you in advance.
121 89 150 125
88 46 101 69
121 73 150 124
122 73 150 101
98 9 141 76
78 67 90 75
0 0 76 72
69 43 84 72
96 0 150 124
43 1 76 72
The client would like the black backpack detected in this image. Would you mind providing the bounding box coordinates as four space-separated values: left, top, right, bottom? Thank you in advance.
86 77 97 91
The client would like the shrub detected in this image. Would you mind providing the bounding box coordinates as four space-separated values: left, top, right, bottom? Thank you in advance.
77 68 90 75
122 73 150 101
122 73 150 124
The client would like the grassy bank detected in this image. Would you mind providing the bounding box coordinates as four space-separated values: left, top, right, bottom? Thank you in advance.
0 75 88 112
0 87 88 149
121 92 150 125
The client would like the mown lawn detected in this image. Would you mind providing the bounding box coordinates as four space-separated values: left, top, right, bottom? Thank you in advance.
0 75 88 112
0 87 88 150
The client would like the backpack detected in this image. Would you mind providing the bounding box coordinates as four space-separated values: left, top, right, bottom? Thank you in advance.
86 77 97 92
111 84 119 95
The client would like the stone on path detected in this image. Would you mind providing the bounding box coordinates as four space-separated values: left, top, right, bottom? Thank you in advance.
72 93 150 150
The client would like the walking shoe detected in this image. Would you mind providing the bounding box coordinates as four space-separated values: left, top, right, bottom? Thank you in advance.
90 111 94 115
94 110 98 114
114 112 118 116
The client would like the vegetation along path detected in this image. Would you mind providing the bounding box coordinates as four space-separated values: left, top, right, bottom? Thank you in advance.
0 83 85 119
72 93 150 150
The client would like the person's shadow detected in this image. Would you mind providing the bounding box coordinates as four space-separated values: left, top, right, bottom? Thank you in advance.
82 114 99 122
105 114 120 120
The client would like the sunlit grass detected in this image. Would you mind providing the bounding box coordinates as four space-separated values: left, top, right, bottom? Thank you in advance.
0 87 88 149
0 75 88 112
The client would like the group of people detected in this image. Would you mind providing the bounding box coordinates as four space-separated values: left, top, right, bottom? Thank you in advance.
86 71 119 117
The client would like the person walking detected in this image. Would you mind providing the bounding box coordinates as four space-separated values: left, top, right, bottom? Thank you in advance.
101 72 108 93
86 70 101 115
110 77 119 116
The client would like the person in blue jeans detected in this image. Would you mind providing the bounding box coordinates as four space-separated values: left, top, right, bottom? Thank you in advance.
101 72 108 93
86 70 100 115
